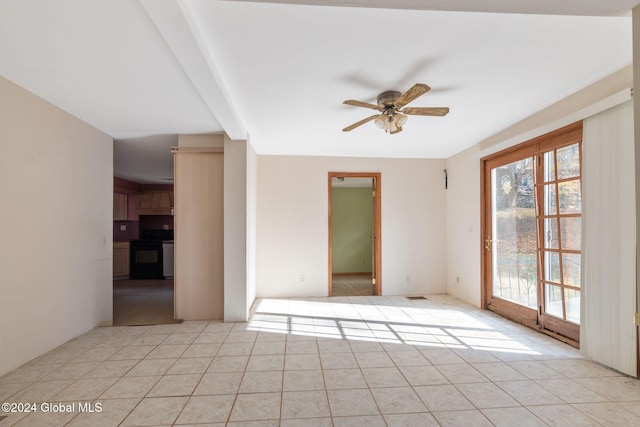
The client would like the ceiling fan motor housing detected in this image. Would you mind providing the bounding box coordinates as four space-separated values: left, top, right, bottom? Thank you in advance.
377 90 401 108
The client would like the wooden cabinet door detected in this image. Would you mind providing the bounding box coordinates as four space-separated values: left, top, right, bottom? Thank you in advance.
113 246 130 276
113 193 128 220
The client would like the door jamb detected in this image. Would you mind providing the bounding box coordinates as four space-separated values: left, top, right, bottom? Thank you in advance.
328 172 381 296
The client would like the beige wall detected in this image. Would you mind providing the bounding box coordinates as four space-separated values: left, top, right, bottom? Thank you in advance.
0 76 113 376
256 156 447 297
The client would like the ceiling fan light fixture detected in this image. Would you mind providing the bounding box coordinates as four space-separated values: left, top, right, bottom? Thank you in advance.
395 112 408 127
374 115 386 129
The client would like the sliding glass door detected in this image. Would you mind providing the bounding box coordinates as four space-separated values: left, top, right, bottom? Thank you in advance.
483 122 582 344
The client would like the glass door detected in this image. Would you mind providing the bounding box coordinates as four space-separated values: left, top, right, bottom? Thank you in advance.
483 122 583 344
484 146 539 327
537 143 582 341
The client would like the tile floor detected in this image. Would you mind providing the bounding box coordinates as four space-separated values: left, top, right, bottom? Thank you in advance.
331 275 374 297
1 295 639 426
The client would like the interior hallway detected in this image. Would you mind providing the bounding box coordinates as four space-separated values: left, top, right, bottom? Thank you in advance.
1 295 639 426
332 274 374 296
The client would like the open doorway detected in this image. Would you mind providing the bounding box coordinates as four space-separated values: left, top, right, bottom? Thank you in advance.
328 172 381 296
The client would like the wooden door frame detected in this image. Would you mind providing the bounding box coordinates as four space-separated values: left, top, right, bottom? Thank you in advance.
480 122 583 345
328 172 382 296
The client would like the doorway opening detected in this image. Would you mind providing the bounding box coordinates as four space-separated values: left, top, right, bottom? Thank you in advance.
328 172 381 296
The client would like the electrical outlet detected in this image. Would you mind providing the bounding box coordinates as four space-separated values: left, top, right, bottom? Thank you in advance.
456 276 460 284
300 275 305 283
120 225 126 231
406 275 410 283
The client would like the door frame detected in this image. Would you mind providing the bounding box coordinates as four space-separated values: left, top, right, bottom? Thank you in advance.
481 122 583 345
328 172 382 296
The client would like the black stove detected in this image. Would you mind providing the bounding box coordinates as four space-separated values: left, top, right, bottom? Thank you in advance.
129 229 174 279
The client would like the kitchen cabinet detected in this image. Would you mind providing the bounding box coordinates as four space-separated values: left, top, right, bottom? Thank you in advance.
113 193 128 221
113 241 130 277
137 191 173 215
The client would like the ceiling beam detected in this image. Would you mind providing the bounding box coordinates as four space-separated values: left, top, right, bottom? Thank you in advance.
222 0 638 17
140 0 246 140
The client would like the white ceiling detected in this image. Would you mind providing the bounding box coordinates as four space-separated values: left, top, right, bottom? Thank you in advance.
0 0 636 182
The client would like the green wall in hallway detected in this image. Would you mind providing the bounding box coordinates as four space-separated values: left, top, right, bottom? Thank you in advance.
332 187 373 273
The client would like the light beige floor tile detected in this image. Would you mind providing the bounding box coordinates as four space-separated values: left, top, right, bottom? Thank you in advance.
370 386 427 414
108 346 154 361
323 368 368 390
73 347 119 363
182 343 222 358
217 342 254 357
383 413 439 427
281 390 330 419
456 382 520 408
128 334 169 346
145 344 188 359
386 350 429 366
193 332 229 344
361 367 409 388
227 421 279 427
317 339 352 353
64 398 141 427
0 364 62 383
432 409 493 426
471 362 527 382
174 321 208 334
280 418 332 427
481 407 547 427
541 358 621 378
256 332 287 342
250 340 286 355
100 375 160 398
226 331 258 343
507 360 565 380
239 371 282 393
414 384 474 411
332 415 386 427
535 378 607 403
194 372 243 395
436 363 489 383
12 408 77 427
40 362 99 381
286 339 318 354
526 404 601 426
84 359 138 378
354 351 394 368
121 396 188 426
207 356 248 373
145 324 181 335
166 357 212 375
573 402 640 426
202 322 234 333
398 365 449 386
175 395 235 424
126 358 175 377
319 351 358 369
161 333 199 345
9 380 74 402
246 354 284 371
574 376 640 401
55 377 118 400
453 348 500 364
496 379 564 405
147 374 201 397
283 369 325 391
327 389 380 417
348 340 383 353
420 348 466 365
285 353 321 370
0 381 28 401
229 392 281 421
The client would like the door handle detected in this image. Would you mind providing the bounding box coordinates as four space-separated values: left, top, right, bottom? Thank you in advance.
485 237 495 251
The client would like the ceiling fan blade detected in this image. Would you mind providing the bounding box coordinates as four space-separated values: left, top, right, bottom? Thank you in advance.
343 99 380 110
394 83 431 108
342 114 379 132
402 107 449 116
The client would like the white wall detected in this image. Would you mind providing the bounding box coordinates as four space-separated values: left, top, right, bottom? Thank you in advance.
256 156 446 297
223 136 257 322
445 145 482 307
0 76 113 376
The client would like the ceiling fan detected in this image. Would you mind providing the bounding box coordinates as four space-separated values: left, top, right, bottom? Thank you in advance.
342 83 449 134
